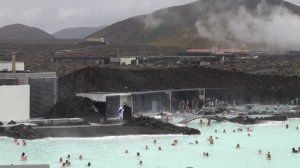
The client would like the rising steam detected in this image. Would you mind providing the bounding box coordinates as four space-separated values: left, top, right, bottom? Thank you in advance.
195 0 300 50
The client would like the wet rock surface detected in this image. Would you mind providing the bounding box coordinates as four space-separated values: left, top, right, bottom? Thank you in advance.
228 116 257 125
3 124 45 140
211 114 287 125
7 120 16 125
47 97 106 123
125 116 200 135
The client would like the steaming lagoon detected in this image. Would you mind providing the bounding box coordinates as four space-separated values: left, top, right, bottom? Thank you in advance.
1 118 300 168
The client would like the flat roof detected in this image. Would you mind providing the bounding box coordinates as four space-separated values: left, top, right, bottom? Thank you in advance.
77 87 246 97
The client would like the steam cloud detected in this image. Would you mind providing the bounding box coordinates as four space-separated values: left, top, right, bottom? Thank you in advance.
195 1 300 50
143 15 162 28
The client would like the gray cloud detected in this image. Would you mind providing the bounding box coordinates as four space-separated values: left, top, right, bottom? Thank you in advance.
0 0 196 33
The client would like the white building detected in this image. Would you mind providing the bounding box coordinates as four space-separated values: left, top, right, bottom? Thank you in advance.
86 37 105 43
110 57 138 65
0 85 30 122
0 61 25 72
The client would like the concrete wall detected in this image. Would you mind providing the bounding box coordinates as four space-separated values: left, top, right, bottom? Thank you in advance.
0 62 25 71
0 165 49 168
0 85 30 122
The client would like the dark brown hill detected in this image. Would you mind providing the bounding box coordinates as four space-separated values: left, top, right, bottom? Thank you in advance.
0 24 55 41
91 0 300 48
58 66 300 103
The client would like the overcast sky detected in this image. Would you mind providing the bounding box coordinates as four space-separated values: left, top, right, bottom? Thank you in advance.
0 0 299 34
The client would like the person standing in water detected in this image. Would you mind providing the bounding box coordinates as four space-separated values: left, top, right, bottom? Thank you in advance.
207 136 214 144
266 152 271 160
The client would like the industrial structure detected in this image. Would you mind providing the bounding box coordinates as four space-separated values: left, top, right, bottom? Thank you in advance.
0 52 57 121
0 61 25 72
0 72 58 118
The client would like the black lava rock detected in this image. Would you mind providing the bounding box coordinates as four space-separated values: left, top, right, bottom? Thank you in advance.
125 116 200 135
5 124 45 140
7 120 16 125
229 115 256 125
255 115 287 121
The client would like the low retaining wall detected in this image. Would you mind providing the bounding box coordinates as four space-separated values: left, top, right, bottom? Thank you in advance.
0 165 50 168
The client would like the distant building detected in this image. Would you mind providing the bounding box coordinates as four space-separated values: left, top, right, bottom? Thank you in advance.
0 72 57 118
289 50 300 55
52 57 109 65
86 36 105 43
110 57 139 65
0 61 25 72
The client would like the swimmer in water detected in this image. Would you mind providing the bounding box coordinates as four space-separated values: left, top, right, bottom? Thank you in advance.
173 140 178 146
137 152 140 157
153 139 157 144
87 162 91 167
20 152 27 161
236 144 240 149
296 127 299 130
247 133 251 137
247 127 253 132
286 124 289 129
61 163 66 168
67 155 70 159
139 160 143 165
145 145 148 150
206 153 209 157
298 147 300 152
233 130 236 133
22 139 26 146
258 150 262 154
60 158 63 163
215 129 217 133
125 150 129 154
158 146 162 151
223 129 226 133
266 152 271 160
79 155 83 160
292 148 298 153
195 141 199 144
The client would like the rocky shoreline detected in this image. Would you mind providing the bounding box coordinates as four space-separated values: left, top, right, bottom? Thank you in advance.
0 116 200 139
0 124 45 140
125 116 200 135
210 114 288 125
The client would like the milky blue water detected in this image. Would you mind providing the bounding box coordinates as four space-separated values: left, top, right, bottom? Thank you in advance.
0 119 300 168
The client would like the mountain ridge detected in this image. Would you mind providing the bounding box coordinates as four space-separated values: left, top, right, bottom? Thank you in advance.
53 26 106 39
0 24 55 40
90 0 300 48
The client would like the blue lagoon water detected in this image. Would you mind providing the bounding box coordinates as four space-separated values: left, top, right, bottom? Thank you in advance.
1 119 300 168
